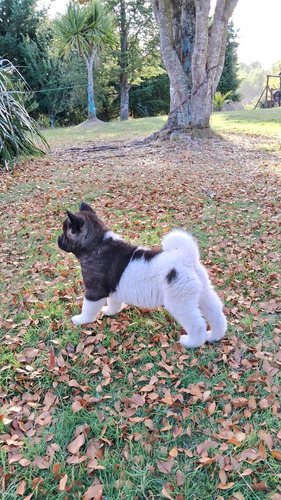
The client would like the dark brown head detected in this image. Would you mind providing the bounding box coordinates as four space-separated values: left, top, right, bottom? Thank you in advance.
58 202 108 257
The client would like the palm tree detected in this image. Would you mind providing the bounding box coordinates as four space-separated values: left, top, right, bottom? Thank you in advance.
54 0 114 121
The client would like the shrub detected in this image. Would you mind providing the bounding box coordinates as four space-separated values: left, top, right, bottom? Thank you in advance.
212 90 233 112
0 60 48 170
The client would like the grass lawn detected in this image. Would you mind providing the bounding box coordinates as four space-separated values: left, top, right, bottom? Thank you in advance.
0 112 281 499
211 108 281 137
42 108 281 151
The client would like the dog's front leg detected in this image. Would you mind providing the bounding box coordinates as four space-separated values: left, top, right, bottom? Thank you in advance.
101 295 124 316
72 297 106 325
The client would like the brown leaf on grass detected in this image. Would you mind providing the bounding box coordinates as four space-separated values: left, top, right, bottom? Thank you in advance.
32 478 43 490
161 486 174 499
82 483 103 500
59 474 68 491
176 470 183 486
67 434 85 454
233 493 245 500
52 462 62 474
86 438 104 460
259 398 270 409
169 446 178 458
71 400 83 413
269 494 281 500
130 394 145 407
140 385 154 392
271 449 281 461
264 433 273 450
144 419 155 430
259 442 267 459
189 385 203 399
162 395 174 405
19 458 31 467
87 458 106 470
172 425 183 439
241 468 253 476
8 451 23 464
239 448 262 461
16 480 26 496
156 460 172 474
248 396 257 410
33 456 49 469
218 482 235 490
207 401 216 415
252 482 267 491
219 468 227 485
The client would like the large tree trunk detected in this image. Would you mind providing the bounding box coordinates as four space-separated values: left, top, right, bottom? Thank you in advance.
120 76 130 120
152 0 195 135
151 0 239 135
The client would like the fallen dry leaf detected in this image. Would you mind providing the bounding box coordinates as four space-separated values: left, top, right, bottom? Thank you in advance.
67 434 85 454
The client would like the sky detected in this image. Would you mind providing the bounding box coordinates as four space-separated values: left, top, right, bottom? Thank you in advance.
40 0 281 71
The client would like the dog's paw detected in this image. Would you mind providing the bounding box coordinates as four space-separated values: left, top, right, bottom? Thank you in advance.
72 314 85 326
101 306 116 316
101 304 124 316
206 330 225 342
179 334 204 349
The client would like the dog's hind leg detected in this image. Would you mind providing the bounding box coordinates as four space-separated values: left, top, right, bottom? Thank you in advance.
72 297 106 325
164 280 208 348
101 296 124 316
199 290 227 342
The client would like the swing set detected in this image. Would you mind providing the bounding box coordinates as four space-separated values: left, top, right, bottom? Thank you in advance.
255 73 281 108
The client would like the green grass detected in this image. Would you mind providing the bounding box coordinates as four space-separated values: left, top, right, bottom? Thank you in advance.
43 116 167 149
42 108 281 151
211 107 281 136
0 115 281 499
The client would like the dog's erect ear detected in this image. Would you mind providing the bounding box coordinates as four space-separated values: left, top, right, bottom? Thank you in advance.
66 210 84 232
80 202 94 212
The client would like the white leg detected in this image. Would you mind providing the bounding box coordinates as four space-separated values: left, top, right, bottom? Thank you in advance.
164 277 207 348
72 297 106 325
200 290 227 342
101 296 124 316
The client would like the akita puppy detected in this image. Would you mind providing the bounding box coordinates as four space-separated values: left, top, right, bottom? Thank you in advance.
58 202 227 348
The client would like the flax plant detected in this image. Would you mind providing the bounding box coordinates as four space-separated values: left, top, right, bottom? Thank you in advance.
0 61 48 170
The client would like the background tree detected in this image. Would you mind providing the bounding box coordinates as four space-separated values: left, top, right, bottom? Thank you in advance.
54 0 114 121
151 0 239 135
217 21 241 101
129 73 169 117
105 0 164 120
0 0 46 79
238 61 266 107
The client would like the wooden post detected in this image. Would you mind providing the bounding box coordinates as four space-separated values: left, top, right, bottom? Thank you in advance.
265 75 269 108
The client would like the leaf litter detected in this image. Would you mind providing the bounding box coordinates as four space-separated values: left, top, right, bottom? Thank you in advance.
0 130 281 499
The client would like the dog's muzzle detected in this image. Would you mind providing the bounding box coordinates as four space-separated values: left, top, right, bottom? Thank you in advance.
58 234 70 252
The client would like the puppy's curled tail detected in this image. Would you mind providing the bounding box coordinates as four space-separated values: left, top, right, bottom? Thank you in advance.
162 230 200 263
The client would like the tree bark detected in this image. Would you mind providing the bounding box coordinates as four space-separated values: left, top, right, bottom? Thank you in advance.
151 0 239 134
119 0 130 120
120 77 130 120
151 0 195 133
83 51 97 120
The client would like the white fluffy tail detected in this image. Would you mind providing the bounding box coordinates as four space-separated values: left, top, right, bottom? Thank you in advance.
162 230 200 263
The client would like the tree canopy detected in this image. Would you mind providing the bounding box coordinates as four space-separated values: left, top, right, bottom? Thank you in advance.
0 0 257 128
54 0 114 120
